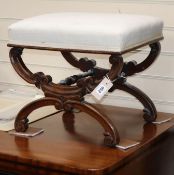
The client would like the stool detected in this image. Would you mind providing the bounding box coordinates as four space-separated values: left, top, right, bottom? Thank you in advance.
8 13 163 147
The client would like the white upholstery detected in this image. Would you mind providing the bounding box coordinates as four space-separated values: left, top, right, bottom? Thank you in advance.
8 12 163 53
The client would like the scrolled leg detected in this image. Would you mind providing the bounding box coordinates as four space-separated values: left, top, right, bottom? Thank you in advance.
9 47 35 84
108 43 160 122
122 42 161 76
63 100 120 146
62 111 75 133
61 51 96 72
15 97 63 132
111 82 157 122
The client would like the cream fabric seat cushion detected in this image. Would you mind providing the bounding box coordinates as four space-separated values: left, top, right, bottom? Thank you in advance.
8 12 163 53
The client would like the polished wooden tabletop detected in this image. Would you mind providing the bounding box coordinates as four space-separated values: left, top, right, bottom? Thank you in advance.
0 105 173 175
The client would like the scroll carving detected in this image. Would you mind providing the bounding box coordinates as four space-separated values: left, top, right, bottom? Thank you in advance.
61 51 96 72
122 42 161 76
9 41 161 147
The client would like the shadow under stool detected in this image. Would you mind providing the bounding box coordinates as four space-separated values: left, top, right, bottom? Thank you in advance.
7 12 163 147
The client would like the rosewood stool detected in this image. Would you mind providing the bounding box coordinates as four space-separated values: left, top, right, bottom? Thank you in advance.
8 13 163 147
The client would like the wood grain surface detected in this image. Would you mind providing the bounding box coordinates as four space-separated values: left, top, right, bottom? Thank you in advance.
0 105 173 175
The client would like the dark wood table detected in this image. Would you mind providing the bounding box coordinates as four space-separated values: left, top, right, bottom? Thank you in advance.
0 105 174 175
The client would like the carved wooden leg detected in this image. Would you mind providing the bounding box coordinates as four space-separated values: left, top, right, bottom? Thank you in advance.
61 51 96 72
15 97 63 132
63 100 120 147
122 42 161 76
62 111 75 133
108 42 160 122
9 47 35 84
111 82 157 122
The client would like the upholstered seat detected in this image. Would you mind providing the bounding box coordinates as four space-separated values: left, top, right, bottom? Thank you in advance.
8 12 163 53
